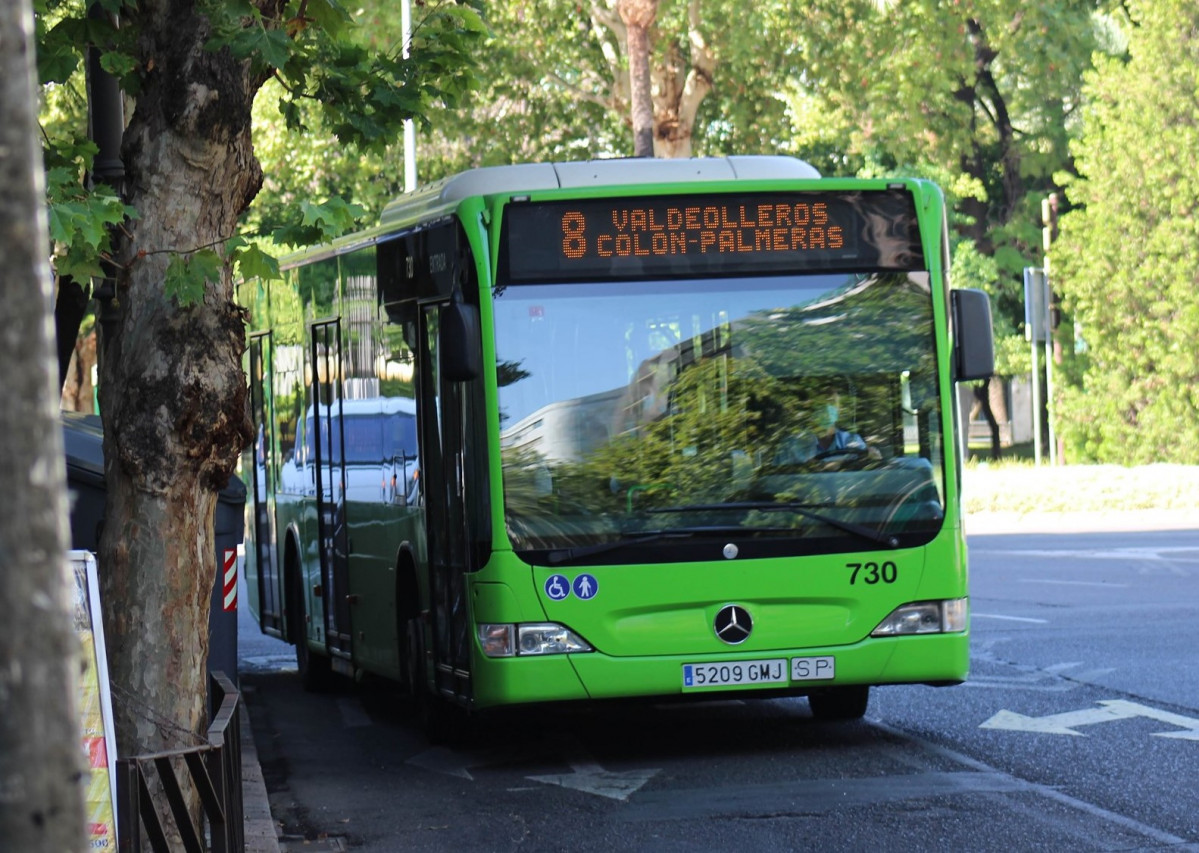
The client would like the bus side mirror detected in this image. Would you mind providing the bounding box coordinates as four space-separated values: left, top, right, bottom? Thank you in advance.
951 288 994 382
441 298 481 382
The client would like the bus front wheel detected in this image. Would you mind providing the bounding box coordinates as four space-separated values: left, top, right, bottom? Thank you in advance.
808 685 869 721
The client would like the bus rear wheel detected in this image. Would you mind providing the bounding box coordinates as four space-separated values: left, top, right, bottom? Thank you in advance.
808 686 869 721
401 615 424 700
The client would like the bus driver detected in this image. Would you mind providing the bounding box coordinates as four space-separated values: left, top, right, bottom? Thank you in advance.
775 390 879 465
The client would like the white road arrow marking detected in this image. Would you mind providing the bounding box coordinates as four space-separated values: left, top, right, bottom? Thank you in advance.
406 745 517 780
527 761 660 801
981 699 1199 739
526 735 660 801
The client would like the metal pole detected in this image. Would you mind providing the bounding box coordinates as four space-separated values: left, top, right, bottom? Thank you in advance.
1024 267 1043 467
1041 197 1059 466
402 0 416 193
1044 258 1057 466
87 2 125 365
1030 335 1042 466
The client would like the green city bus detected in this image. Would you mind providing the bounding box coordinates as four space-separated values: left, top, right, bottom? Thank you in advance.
239 156 994 724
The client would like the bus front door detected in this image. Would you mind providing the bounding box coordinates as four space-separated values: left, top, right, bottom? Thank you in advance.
311 319 353 661
417 303 474 702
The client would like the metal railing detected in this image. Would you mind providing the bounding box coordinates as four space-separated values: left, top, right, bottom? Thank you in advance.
115 672 244 853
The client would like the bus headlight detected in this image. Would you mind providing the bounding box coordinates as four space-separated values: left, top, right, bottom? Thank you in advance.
478 623 593 657
870 598 968 637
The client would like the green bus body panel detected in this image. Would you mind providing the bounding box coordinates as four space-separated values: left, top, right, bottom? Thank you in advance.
344 498 424 678
531 548 928 657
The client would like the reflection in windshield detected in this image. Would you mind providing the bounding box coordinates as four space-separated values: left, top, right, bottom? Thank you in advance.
493 273 945 558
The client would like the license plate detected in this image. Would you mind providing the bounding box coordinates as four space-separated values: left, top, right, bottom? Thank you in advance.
682 659 788 689
791 656 835 681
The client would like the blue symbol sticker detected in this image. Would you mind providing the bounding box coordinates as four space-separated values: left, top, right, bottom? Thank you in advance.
573 573 598 600
544 574 571 601
683 664 695 687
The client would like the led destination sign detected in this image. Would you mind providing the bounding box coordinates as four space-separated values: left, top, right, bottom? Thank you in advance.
501 190 923 282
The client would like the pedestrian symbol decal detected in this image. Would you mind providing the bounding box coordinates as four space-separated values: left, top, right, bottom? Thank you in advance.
573 574 598 600
545 574 571 601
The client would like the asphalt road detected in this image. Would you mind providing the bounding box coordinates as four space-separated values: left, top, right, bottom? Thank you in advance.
238 522 1199 852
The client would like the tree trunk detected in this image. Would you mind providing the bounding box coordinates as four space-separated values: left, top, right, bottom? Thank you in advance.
0 0 87 848
618 0 658 157
61 330 98 413
651 0 713 159
972 384 1001 461
96 0 256 800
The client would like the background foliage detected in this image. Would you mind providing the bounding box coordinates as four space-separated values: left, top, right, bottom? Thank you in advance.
42 0 1199 466
1053 0 1199 464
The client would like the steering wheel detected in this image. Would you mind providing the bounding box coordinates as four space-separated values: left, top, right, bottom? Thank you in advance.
811 446 870 462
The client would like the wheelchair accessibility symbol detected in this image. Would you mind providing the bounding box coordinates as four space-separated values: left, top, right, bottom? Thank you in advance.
545 574 571 601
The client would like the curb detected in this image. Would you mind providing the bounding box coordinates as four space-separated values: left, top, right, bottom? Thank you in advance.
241 701 281 853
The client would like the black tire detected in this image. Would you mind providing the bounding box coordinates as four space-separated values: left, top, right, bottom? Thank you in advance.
402 615 473 744
290 569 336 693
401 615 425 699
808 685 869 721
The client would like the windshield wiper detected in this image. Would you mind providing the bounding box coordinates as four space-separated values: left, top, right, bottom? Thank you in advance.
646 502 900 549
543 525 791 566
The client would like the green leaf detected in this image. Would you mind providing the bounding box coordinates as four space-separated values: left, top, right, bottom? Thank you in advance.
38 43 81 85
234 243 282 282
305 0 354 38
98 50 138 78
165 250 223 306
209 23 294 71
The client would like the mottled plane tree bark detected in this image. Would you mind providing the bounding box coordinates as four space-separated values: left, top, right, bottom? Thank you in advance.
618 0 658 155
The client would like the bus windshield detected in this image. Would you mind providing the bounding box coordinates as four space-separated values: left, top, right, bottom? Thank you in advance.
494 271 946 561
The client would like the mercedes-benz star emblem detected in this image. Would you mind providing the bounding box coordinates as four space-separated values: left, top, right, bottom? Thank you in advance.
713 604 753 645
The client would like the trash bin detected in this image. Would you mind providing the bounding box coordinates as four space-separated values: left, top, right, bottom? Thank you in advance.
61 410 246 687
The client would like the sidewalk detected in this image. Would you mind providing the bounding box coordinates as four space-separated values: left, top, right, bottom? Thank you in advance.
966 507 1197 535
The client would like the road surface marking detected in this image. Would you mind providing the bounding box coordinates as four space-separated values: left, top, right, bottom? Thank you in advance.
527 762 660 801
872 719 1192 847
980 699 1199 739
972 613 1048 624
526 735 660 801
1018 579 1128 588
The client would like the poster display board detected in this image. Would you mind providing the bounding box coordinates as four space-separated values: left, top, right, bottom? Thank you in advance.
71 550 118 849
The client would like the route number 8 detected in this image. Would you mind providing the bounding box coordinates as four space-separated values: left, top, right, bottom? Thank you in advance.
562 212 586 258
